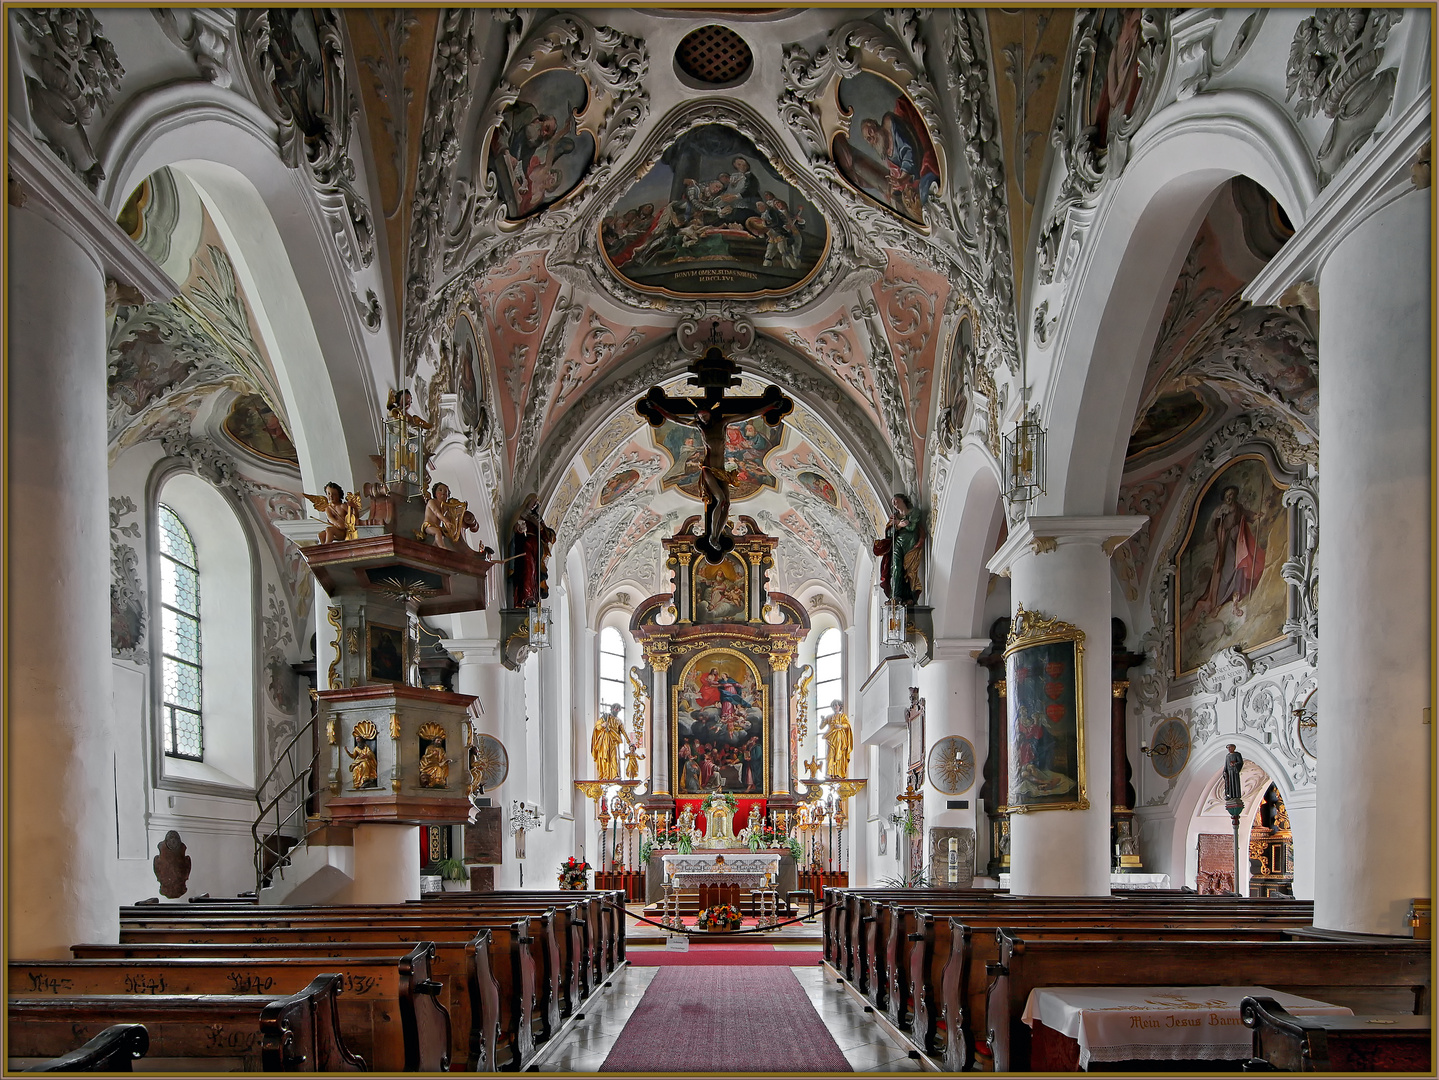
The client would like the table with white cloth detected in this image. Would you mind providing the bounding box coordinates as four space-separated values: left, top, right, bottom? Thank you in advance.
1021 985 1354 1070
660 852 780 884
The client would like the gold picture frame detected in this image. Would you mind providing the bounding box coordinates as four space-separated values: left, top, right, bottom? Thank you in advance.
672 647 769 797
1003 604 1088 813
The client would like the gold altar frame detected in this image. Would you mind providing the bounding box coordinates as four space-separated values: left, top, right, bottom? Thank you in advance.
1003 604 1088 813
672 647 769 797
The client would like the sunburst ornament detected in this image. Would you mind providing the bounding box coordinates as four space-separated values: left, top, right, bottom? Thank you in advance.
928 736 975 795
1142 718 1191 779
469 734 509 794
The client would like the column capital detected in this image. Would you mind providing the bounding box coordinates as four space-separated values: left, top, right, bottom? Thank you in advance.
987 515 1147 577
444 637 503 665
931 637 992 663
1246 92 1429 306
8 126 176 302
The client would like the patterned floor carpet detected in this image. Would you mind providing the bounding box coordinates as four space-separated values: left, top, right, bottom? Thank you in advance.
600 966 853 1072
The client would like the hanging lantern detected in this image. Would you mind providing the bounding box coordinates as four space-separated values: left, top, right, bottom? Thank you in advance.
882 599 907 646
1002 413 1047 504
528 602 552 650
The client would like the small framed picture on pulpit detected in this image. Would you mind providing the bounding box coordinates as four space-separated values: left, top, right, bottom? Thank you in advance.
1004 604 1088 813
367 623 405 684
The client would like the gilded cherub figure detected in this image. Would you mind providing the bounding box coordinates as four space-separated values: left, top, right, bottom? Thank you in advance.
304 482 360 544
418 482 477 551
386 388 432 430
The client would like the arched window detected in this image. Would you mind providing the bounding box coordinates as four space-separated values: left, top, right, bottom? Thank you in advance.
598 626 627 720
814 626 843 721
158 504 204 760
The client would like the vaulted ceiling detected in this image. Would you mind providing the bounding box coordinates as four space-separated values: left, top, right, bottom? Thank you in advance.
330 7 1064 597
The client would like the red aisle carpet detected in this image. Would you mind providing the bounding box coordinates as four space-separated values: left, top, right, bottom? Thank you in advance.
600 966 852 1073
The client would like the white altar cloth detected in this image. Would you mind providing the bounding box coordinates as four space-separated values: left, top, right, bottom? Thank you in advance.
1021 985 1352 1068
661 852 780 884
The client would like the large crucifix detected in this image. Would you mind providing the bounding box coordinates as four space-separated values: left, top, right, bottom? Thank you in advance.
636 336 793 564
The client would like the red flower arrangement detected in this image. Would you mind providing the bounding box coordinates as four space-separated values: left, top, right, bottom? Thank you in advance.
557 856 592 889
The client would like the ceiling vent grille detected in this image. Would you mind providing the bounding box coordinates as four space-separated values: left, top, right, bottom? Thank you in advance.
676 25 753 85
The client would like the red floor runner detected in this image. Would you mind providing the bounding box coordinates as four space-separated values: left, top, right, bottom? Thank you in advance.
601 966 851 1072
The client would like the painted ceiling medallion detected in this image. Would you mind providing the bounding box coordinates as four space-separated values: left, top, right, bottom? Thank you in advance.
599 123 829 299
832 72 941 229
488 67 596 221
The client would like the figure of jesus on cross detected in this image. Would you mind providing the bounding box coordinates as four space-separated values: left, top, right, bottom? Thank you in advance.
635 336 793 563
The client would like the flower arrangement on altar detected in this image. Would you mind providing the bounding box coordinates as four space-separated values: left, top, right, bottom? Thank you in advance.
557 856 592 889
697 903 742 930
649 822 695 854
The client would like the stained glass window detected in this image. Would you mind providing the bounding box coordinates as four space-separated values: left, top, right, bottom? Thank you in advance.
158 504 203 760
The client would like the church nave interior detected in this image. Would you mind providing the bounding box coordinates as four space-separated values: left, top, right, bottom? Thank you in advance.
4 3 1433 1075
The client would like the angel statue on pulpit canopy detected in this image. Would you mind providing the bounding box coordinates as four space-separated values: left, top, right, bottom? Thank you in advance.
304 483 360 544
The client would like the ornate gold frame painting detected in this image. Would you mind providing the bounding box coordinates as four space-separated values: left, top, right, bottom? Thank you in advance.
673 648 768 796
1004 604 1087 812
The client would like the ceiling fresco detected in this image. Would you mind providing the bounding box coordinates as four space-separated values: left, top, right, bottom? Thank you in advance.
390 7 1037 546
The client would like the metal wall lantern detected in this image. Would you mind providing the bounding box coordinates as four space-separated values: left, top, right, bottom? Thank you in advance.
528 603 553 650
882 600 907 646
1002 414 1047 503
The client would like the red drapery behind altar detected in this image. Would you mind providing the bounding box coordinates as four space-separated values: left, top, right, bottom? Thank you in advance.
674 797 767 835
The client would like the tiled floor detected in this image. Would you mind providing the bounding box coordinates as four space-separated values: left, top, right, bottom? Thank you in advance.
535 963 924 1073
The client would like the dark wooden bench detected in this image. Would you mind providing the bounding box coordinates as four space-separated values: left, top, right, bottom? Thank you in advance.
19 1023 148 1072
987 931 1430 1071
7 974 364 1071
11 941 448 1071
116 917 538 1070
1241 994 1432 1072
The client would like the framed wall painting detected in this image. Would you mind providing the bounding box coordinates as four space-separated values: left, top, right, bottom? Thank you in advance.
673 647 767 796
692 552 748 624
1003 603 1088 812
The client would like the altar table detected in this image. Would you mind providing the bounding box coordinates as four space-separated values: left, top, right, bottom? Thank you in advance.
1021 985 1353 1070
661 852 780 884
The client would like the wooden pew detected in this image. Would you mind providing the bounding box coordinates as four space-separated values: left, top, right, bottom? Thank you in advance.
1241 994 1432 1072
986 931 1430 1071
20 1023 148 1072
74 933 509 1073
7 974 364 1071
115 917 538 1070
120 900 585 1027
11 942 448 1072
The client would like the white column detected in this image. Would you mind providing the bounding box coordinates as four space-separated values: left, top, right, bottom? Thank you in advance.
918 638 991 836
771 659 791 795
7 204 119 956
648 656 672 796
988 516 1144 896
1313 188 1430 934
448 637 507 734
350 824 420 903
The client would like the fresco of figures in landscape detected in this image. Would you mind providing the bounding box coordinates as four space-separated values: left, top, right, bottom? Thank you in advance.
223 394 299 465
675 649 765 795
1007 638 1084 810
601 124 826 297
831 71 941 226
656 417 781 500
692 553 748 624
489 68 595 220
1176 455 1290 674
